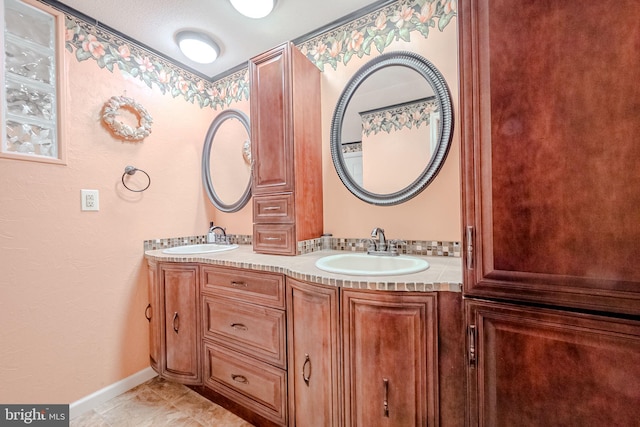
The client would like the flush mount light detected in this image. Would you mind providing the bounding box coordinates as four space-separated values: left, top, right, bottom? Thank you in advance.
230 0 276 19
175 31 220 64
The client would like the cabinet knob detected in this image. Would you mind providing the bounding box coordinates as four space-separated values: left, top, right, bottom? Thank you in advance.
302 354 311 386
145 304 151 322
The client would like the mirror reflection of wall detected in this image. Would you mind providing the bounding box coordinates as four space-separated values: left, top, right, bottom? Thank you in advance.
340 65 438 194
209 116 251 205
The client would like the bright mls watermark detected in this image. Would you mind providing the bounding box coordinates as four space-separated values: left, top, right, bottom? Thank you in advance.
0 405 68 426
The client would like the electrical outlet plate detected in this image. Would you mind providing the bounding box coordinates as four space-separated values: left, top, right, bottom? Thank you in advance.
81 189 99 211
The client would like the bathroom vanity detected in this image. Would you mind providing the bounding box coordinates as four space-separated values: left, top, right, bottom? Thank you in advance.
144 246 464 427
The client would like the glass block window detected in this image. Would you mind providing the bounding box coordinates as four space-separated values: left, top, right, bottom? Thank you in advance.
2 0 65 163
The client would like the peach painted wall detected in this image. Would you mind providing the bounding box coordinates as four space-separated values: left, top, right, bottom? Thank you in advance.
321 24 461 241
0 54 243 403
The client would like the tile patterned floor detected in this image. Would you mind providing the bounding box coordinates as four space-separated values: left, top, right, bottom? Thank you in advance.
70 376 254 426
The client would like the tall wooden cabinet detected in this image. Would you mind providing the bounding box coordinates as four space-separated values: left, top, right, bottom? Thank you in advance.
146 262 201 385
459 0 640 314
459 0 640 424
249 42 323 255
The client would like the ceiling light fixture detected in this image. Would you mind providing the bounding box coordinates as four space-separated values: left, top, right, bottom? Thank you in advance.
230 0 276 19
175 31 220 64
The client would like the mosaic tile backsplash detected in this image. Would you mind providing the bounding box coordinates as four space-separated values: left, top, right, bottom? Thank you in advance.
145 234 460 257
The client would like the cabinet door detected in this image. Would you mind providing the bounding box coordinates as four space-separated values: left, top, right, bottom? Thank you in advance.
160 263 201 384
459 0 640 314
250 43 293 194
466 300 640 426
287 279 341 427
146 259 161 372
342 290 437 426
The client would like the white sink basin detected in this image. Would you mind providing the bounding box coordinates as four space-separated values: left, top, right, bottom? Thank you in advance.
162 243 238 254
315 253 429 276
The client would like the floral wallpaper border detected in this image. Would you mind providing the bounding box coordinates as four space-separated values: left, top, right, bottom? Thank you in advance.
361 97 438 137
50 0 456 110
299 0 456 72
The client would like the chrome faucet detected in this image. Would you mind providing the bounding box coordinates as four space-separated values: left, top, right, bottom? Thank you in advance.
367 227 402 256
370 227 387 252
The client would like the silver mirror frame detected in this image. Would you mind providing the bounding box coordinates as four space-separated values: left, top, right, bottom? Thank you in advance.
202 109 252 212
330 51 454 206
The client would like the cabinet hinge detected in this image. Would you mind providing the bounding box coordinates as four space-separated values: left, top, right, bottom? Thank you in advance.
468 325 476 366
466 226 474 269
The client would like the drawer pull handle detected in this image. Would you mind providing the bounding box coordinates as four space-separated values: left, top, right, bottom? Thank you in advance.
383 378 389 417
145 304 152 322
302 354 311 386
230 281 247 288
172 312 179 333
264 206 281 211
264 237 282 241
231 374 249 384
231 323 248 331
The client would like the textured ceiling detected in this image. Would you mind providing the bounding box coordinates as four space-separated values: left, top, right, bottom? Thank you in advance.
55 0 391 79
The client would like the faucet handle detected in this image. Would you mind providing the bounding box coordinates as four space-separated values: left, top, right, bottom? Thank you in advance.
361 238 377 253
388 239 405 256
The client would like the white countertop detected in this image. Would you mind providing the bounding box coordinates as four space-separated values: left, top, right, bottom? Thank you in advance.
145 245 462 292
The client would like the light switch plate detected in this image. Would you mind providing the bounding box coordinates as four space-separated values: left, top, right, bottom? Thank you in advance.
81 189 99 211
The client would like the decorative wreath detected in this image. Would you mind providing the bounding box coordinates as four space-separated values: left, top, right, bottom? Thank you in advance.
101 96 153 141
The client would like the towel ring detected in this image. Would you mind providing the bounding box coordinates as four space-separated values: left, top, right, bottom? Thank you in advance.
122 166 151 192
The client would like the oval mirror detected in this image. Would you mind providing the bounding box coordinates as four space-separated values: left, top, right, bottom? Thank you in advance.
330 51 454 206
202 109 252 212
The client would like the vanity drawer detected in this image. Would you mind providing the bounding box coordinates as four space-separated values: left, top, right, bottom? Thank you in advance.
253 193 294 223
202 295 286 368
204 342 287 426
253 224 295 255
201 265 285 309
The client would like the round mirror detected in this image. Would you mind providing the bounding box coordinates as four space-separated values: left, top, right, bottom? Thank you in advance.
202 109 252 212
330 51 454 206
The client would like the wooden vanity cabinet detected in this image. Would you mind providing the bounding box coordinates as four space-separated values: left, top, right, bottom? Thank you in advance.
249 41 323 255
342 289 438 427
200 265 288 426
286 280 451 427
146 262 201 385
147 261 459 426
286 278 341 427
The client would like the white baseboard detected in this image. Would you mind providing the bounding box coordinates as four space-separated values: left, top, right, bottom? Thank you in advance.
69 366 157 419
